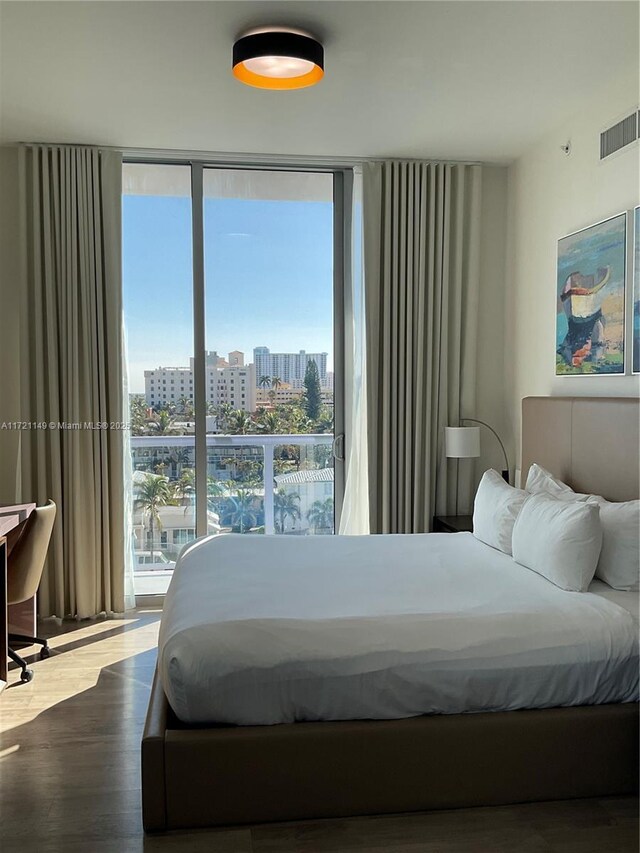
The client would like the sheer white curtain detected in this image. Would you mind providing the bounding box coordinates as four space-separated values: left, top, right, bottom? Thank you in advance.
122 327 136 610
339 169 370 534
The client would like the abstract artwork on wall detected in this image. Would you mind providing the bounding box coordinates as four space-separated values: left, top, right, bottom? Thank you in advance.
556 212 627 376
633 206 640 374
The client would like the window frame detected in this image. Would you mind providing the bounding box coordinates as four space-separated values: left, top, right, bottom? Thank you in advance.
124 157 352 537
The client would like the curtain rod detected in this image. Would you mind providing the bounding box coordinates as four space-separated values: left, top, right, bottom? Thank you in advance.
18 142 483 168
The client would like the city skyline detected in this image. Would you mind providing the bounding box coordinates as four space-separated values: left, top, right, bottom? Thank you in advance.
123 194 334 393
140 347 333 413
140 346 330 373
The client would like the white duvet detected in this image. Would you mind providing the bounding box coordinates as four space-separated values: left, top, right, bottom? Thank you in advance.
158 532 638 725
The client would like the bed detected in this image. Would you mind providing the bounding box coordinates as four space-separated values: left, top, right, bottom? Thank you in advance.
142 396 640 831
159 532 637 726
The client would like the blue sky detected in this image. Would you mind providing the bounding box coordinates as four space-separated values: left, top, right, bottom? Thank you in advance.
123 195 334 392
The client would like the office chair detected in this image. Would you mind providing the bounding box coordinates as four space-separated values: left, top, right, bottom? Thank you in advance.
7 500 56 683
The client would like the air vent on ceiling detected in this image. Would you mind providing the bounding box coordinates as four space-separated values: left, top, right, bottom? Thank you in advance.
600 109 638 160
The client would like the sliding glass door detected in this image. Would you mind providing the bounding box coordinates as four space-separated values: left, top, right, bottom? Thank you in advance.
203 168 336 536
123 165 197 595
123 162 344 593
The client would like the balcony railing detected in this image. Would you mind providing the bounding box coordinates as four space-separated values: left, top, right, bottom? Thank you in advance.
130 433 334 540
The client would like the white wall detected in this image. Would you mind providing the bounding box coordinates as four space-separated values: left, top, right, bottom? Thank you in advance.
505 80 640 470
0 145 21 502
475 166 509 483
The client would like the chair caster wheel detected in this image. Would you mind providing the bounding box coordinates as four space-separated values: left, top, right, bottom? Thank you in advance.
20 669 34 683
40 646 50 659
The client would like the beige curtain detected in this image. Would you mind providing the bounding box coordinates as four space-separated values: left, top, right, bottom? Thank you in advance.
18 145 126 618
363 161 482 533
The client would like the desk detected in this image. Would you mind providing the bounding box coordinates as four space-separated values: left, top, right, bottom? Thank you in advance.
0 503 36 692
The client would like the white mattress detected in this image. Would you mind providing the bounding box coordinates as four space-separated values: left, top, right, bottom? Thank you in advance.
158 532 639 725
588 578 640 623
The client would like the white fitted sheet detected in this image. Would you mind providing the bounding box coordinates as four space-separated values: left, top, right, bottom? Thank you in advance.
159 532 639 725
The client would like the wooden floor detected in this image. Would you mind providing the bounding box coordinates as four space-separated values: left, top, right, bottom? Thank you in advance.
1 610 637 853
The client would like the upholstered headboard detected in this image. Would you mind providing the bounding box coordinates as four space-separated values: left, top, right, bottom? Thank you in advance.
521 397 640 502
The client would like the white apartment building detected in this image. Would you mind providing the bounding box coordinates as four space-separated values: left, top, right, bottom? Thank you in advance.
206 361 256 412
133 503 222 559
253 347 328 385
144 351 256 412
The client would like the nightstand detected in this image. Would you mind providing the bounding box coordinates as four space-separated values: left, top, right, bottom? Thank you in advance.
433 515 473 533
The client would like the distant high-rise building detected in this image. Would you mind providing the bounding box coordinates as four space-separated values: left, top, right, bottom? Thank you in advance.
253 347 328 386
290 371 333 391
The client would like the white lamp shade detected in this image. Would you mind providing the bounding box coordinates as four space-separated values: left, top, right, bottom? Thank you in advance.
445 426 480 458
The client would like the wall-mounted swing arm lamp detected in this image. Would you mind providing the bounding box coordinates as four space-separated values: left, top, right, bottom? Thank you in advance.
445 418 510 484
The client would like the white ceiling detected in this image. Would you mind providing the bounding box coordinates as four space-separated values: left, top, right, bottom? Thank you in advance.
1 1 638 163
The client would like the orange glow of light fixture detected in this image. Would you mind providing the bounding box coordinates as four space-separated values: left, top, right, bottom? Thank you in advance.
232 29 324 90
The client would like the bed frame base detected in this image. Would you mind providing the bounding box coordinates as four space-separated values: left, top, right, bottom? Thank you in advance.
142 669 638 832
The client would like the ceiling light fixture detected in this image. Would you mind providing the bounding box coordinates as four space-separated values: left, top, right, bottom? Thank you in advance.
232 28 324 90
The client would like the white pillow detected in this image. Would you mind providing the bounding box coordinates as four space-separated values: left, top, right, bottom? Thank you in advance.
473 469 528 555
512 493 602 592
525 463 590 502
588 497 640 591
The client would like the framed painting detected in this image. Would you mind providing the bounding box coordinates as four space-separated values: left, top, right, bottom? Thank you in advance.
556 212 627 376
633 206 640 374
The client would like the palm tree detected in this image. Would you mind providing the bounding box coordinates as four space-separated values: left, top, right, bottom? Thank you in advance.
150 410 176 435
229 489 256 534
315 408 334 434
168 447 190 478
274 489 301 533
257 410 281 435
285 405 312 435
228 409 253 435
134 474 173 560
259 375 271 390
207 477 226 498
215 402 234 433
207 477 227 513
176 395 194 419
129 394 149 436
271 376 282 391
232 457 262 487
307 498 334 534
174 468 195 506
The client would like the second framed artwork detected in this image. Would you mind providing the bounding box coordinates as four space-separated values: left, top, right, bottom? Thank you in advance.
556 212 627 376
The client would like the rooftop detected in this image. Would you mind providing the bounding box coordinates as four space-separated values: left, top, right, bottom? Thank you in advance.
275 468 334 485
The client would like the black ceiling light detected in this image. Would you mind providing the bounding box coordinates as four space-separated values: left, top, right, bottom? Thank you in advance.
232 28 324 90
